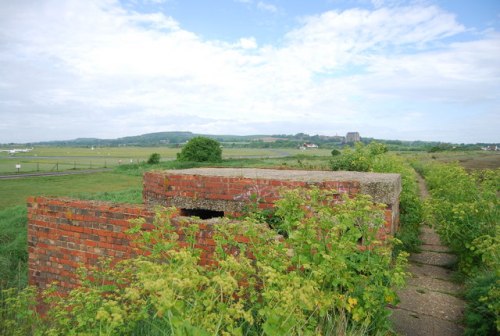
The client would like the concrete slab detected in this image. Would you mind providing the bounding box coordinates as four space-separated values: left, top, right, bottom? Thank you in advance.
407 263 456 282
390 308 464 336
420 231 444 246
409 251 457 267
407 274 464 296
420 244 452 253
396 286 465 322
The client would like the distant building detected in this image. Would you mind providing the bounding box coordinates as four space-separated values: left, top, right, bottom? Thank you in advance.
300 143 319 150
345 132 361 143
481 145 499 151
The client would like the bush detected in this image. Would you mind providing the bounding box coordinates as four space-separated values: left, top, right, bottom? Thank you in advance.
330 142 423 252
146 153 161 164
330 142 387 172
464 272 499 336
423 164 499 274
177 137 222 162
422 163 499 334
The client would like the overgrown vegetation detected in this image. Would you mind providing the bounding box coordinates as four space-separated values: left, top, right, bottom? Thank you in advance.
331 142 424 252
1 188 407 335
416 162 499 335
0 206 27 290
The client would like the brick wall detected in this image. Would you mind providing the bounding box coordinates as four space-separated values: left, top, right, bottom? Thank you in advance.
28 168 401 292
143 171 361 214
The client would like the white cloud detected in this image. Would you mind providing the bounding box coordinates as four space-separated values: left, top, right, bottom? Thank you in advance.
0 1 498 143
237 37 258 49
257 1 278 13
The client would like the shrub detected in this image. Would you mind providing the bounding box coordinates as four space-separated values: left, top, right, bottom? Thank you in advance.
330 142 423 252
331 142 387 172
146 153 161 164
423 164 499 274
464 272 499 336
422 163 499 334
177 137 222 162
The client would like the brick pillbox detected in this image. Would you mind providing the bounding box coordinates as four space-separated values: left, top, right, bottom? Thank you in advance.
28 168 401 291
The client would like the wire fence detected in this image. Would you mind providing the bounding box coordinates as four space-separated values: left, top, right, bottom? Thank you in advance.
0 159 142 175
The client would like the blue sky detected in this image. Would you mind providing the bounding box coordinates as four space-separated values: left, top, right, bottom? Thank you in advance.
0 0 499 143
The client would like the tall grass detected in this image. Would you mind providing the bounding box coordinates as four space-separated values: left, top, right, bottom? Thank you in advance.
0 206 28 290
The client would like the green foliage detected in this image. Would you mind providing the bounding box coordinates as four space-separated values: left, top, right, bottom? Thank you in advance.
422 163 499 334
330 142 388 172
3 189 407 335
0 286 40 335
331 149 341 156
372 154 424 253
464 272 499 336
0 206 28 290
423 164 499 274
177 136 222 162
330 142 423 253
146 152 161 164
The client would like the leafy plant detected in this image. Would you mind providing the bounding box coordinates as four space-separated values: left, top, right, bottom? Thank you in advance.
421 162 499 334
330 142 387 172
464 272 499 336
146 153 161 164
330 142 423 253
177 137 222 162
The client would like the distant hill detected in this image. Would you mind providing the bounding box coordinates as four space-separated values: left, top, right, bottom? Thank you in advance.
4 131 495 151
33 132 265 147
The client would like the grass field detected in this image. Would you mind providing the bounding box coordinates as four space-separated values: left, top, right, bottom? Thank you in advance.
0 147 333 174
0 173 142 210
402 151 500 170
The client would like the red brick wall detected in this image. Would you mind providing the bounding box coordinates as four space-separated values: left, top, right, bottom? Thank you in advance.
28 171 399 292
27 197 248 291
143 171 361 214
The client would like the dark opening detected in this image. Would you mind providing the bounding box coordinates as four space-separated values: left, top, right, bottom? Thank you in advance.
180 208 224 219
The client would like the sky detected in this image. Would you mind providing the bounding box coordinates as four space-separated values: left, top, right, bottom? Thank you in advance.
0 0 499 144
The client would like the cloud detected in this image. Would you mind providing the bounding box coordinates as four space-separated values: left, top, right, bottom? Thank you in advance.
0 0 498 143
237 37 258 49
257 1 278 13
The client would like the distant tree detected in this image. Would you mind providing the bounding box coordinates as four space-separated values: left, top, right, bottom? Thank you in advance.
331 149 341 156
147 153 161 164
177 137 222 162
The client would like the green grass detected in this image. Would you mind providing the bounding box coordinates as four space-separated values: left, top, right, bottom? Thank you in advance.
401 150 500 170
0 173 142 210
0 147 335 174
0 206 27 289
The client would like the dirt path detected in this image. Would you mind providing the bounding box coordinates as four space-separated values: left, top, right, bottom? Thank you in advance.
389 174 465 336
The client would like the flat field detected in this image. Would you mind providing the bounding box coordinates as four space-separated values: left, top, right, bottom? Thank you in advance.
0 173 142 210
0 147 332 174
0 147 334 208
403 151 500 170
